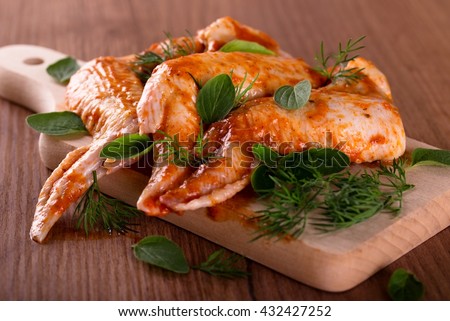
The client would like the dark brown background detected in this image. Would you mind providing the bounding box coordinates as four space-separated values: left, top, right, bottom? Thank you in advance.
1 0 449 300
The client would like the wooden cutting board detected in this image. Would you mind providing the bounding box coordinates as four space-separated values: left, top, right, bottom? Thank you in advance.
1 44 450 292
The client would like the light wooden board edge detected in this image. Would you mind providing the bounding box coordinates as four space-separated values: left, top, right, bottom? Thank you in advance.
0 44 77 113
2 44 450 292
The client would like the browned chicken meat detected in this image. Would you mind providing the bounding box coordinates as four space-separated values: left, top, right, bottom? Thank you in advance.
159 58 406 212
29 16 293 242
30 57 143 243
136 52 324 215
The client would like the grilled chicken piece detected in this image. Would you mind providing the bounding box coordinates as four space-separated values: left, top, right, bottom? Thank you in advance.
30 57 143 243
143 16 285 59
131 16 286 75
159 58 406 212
30 16 287 241
196 16 283 54
135 16 293 216
136 52 324 215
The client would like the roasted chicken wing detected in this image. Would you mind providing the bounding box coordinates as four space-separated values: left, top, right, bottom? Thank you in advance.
159 58 406 212
29 16 291 241
30 57 143 242
136 52 324 215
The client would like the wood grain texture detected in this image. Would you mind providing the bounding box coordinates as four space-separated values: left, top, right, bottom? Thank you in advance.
1 0 450 300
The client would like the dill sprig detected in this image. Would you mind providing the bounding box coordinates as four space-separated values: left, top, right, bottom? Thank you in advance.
133 30 196 83
314 36 366 83
133 51 164 83
314 159 413 231
156 131 191 167
192 121 221 165
231 71 259 107
73 171 144 235
160 31 196 59
156 124 220 168
100 125 221 169
193 249 250 278
251 147 414 240
253 172 324 240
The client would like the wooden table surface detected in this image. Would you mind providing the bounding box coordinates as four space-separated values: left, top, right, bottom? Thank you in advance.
1 0 450 300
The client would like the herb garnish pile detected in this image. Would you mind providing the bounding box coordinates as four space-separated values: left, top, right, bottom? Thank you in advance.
251 144 413 240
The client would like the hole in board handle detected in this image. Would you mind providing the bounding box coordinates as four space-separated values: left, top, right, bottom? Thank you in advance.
23 57 44 65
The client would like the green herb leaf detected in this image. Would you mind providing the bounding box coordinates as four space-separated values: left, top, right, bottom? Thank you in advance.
196 74 236 124
252 143 279 167
26 111 87 136
132 51 165 84
314 159 413 231
100 133 153 160
74 171 143 235
135 51 164 66
306 148 350 175
219 39 275 55
132 31 196 84
411 148 450 167
46 56 80 84
187 72 203 89
251 147 349 197
193 249 249 278
132 235 190 274
280 148 350 177
251 164 275 194
251 144 412 239
253 174 322 240
388 268 424 301
314 36 366 83
233 72 259 107
274 80 311 110
160 31 196 59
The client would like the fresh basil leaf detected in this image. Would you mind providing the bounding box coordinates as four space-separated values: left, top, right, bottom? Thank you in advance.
196 74 235 124
411 148 450 167
274 80 312 110
193 249 250 278
278 152 316 180
279 148 349 178
219 39 275 56
388 268 424 301
132 235 190 274
251 164 275 194
46 56 80 84
26 111 87 136
252 143 279 168
251 146 349 194
100 133 152 160
304 148 350 175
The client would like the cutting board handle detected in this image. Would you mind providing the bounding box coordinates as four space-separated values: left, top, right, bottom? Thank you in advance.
0 44 82 113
